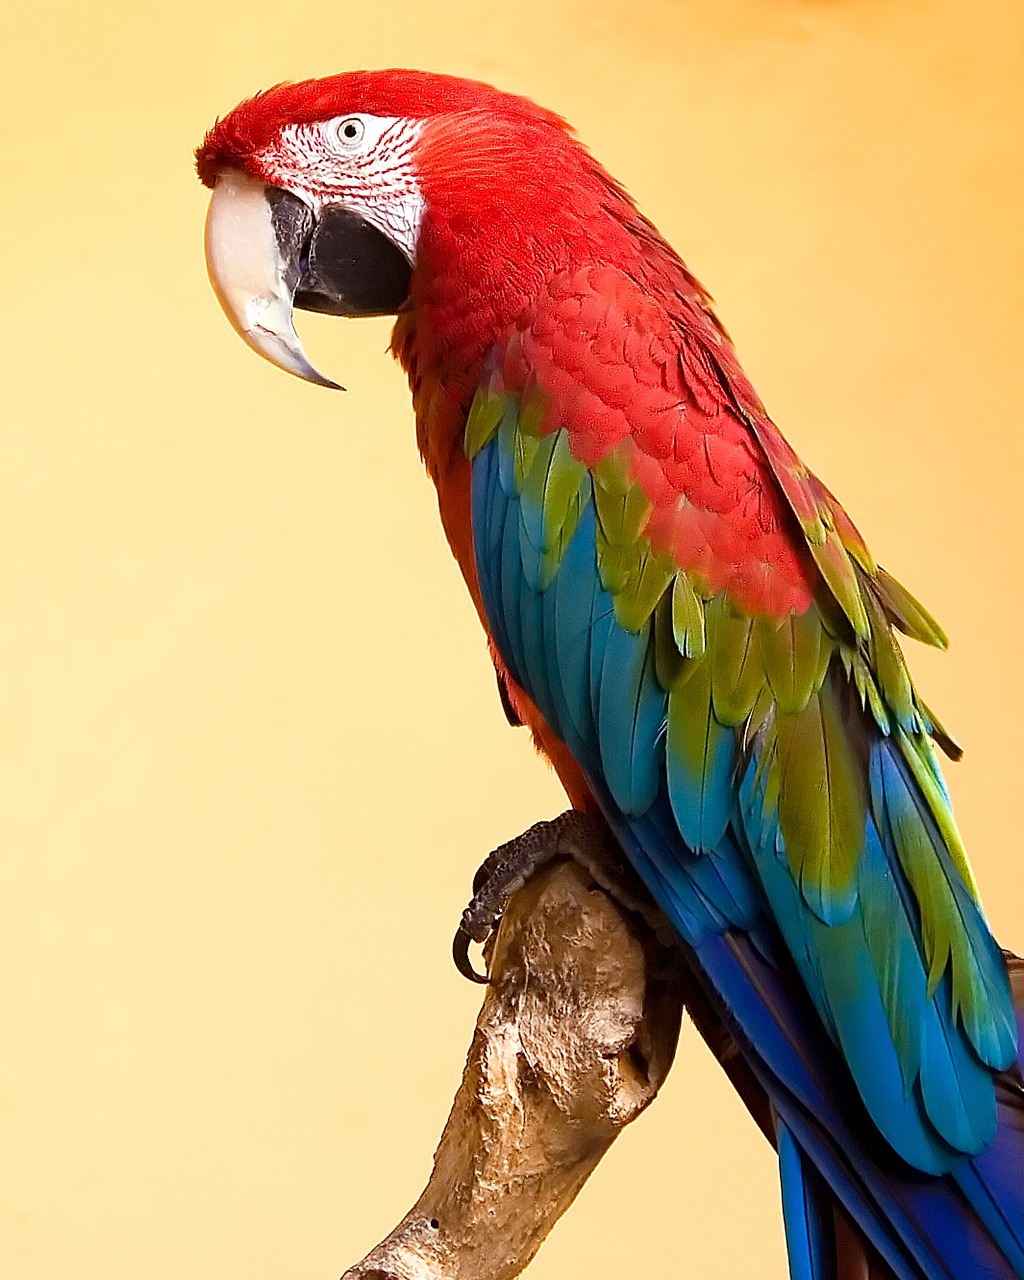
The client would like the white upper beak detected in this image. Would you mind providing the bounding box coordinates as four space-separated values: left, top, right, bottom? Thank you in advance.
203 168 341 390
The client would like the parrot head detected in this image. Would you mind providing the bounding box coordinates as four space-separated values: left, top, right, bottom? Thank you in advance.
195 69 628 388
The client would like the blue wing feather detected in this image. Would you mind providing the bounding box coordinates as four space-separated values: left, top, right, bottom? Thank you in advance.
551 493 599 760
498 493 528 687
468 415 1024 1280
587 597 616 754
778 1117 835 1280
597 620 665 816
517 564 556 728
474 441 515 669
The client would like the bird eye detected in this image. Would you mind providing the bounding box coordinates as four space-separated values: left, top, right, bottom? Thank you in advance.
336 117 365 148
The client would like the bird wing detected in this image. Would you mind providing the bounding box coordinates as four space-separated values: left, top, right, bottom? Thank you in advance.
464 262 1016 1184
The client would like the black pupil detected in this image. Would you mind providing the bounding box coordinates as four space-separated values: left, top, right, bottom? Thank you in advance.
344 123 358 139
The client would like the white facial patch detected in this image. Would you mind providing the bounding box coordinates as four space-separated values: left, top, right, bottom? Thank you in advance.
272 115 427 263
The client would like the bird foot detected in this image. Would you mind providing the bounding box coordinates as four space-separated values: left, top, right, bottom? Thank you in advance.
453 809 671 982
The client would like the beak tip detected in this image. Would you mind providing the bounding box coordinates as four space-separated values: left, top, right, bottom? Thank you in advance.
274 340 345 392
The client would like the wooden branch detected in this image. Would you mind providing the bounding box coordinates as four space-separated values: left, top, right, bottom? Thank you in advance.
342 856 685 1280
338 825 1024 1280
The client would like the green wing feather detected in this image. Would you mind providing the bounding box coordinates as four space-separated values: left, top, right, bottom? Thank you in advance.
464 367 1015 1172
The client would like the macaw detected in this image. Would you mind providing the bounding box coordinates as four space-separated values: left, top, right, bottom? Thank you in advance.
195 70 1024 1280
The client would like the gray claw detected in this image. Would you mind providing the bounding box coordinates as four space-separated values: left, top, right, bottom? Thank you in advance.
452 811 671 983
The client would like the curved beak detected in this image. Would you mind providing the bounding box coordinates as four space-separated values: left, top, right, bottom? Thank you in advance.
204 169 340 388
203 168 413 390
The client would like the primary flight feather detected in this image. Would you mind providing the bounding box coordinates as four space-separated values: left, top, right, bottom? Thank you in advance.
195 70 1024 1280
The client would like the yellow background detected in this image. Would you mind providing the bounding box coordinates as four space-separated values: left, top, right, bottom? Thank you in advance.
2 1 1022 1276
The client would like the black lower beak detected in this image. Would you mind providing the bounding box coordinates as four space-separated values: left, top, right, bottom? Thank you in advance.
268 190 413 319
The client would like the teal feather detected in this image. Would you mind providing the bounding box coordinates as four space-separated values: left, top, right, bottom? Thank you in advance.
518 557 555 729
859 814 926 1093
472 443 510 667
665 658 734 852
498 487 528 686
873 739 1016 1072
807 905 953 1175
918 972 996 1154
597 619 665 816
495 400 518 496
517 505 545 594
588 599 616 752
517 431 559 552
540 557 573 747
551 500 600 759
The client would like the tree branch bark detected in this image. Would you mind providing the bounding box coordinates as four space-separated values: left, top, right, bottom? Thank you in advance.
342 856 685 1280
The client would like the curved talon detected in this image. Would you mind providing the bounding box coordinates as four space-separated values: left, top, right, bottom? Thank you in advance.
453 925 490 984
452 810 670 984
453 816 579 984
